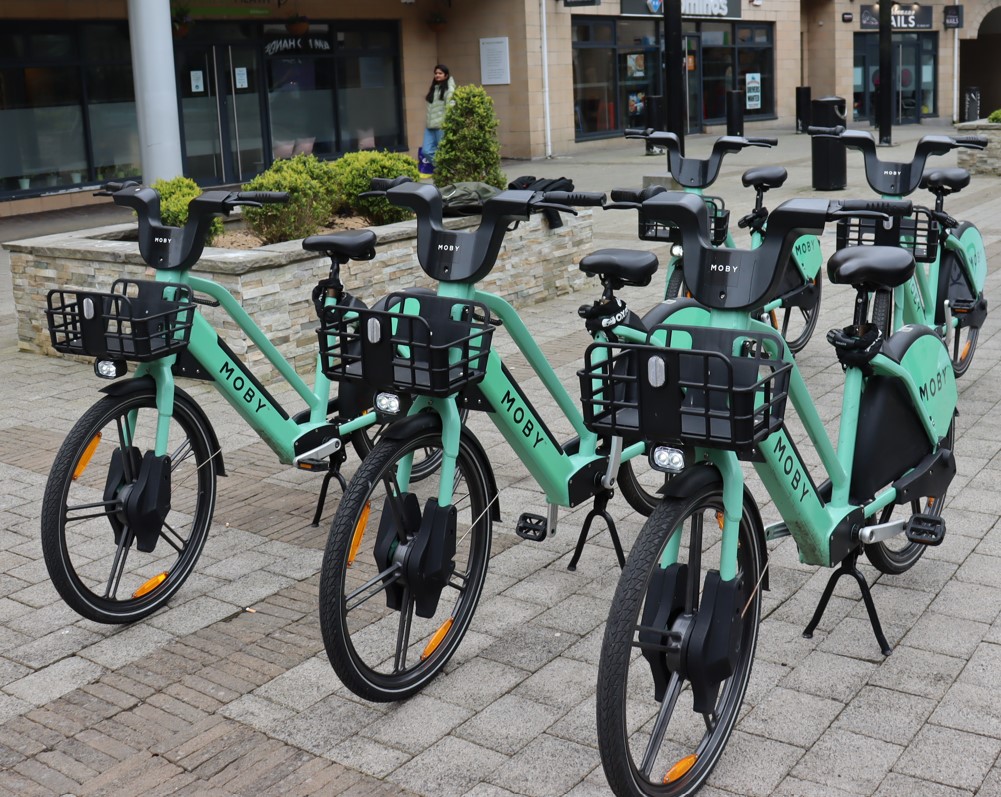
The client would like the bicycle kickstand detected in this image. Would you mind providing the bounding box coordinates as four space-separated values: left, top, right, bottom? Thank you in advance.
802 547 892 656
310 449 348 528
567 489 625 572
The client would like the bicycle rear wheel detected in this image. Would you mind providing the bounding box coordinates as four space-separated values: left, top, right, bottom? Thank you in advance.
864 421 954 574
769 270 822 355
41 388 218 623
319 427 493 701
618 459 666 517
597 481 762 797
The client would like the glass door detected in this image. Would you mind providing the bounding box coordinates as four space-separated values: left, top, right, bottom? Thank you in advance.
176 43 264 184
896 37 921 125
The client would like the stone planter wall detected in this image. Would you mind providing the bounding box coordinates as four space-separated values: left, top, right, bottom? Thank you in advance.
6 212 593 384
955 121 1001 175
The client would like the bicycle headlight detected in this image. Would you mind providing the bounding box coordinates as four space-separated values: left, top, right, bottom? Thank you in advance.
671 244 684 258
375 392 401 414
650 446 685 473
94 359 127 380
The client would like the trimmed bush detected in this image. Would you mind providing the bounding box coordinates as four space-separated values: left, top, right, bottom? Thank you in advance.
328 151 421 226
152 176 223 244
433 85 506 190
988 108 1001 124
241 154 338 244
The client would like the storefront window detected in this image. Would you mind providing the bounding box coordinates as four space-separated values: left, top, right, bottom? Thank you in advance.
0 22 135 194
574 21 617 136
335 28 402 152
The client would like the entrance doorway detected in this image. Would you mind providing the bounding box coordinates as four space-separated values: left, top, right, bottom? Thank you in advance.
853 33 937 124
175 42 265 185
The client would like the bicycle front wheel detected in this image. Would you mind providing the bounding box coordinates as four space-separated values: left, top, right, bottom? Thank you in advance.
41 388 218 623
597 482 762 796
618 459 667 517
770 269 822 355
319 427 493 701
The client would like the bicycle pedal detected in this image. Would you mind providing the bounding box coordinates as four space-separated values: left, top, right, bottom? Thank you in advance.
905 513 946 546
516 512 548 542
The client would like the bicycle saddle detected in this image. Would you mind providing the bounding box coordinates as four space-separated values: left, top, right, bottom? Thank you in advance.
827 245 915 291
741 166 787 191
919 168 971 196
578 248 659 287
302 230 377 260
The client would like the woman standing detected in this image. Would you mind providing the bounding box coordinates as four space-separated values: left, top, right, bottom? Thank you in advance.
422 64 456 173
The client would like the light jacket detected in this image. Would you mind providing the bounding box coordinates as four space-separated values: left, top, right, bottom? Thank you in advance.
426 76 456 130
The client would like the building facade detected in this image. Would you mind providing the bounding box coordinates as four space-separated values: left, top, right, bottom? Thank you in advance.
1 0 998 216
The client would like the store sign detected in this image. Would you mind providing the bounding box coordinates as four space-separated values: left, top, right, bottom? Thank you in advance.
623 0 741 17
745 72 761 109
943 5 964 28
264 37 331 55
860 4 933 30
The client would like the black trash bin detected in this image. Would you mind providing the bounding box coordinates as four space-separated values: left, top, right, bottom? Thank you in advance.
796 86 811 132
811 96 847 190
726 90 744 136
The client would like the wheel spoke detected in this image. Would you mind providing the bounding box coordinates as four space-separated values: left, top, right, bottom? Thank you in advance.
115 417 137 479
393 589 415 674
159 521 187 553
103 527 134 599
640 670 683 778
345 564 403 611
686 514 703 614
64 499 119 524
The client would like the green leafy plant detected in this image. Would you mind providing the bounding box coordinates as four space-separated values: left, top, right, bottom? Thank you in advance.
433 85 506 190
241 154 338 244
152 176 223 244
328 151 421 226
987 108 1001 124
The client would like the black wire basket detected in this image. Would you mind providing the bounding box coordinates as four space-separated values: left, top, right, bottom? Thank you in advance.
46 279 194 362
579 325 791 456
639 194 730 247
318 292 494 398
835 206 938 263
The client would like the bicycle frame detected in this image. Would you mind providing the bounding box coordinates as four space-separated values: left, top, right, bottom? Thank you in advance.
136 269 375 465
401 280 647 513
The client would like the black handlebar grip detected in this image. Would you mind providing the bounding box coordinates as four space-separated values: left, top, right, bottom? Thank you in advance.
623 127 651 138
806 125 845 136
838 199 913 217
235 191 289 204
542 190 606 207
369 176 414 191
954 135 989 149
746 137 778 147
610 188 644 203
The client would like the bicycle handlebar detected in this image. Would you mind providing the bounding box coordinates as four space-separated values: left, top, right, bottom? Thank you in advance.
230 191 290 206
832 198 912 219
625 128 778 189
806 125 846 136
540 190 606 207
953 135 988 149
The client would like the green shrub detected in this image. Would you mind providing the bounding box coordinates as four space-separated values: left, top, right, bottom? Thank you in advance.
241 154 337 244
433 85 506 190
152 176 223 244
988 108 1001 124
328 151 421 226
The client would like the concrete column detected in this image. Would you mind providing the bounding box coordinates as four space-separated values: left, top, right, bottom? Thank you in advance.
127 0 184 183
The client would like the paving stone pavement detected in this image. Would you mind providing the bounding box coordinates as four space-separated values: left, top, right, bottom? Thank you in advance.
2 120 1001 796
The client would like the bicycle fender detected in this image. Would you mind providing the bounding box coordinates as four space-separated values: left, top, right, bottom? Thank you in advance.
381 413 501 522
662 465 769 591
99 376 227 476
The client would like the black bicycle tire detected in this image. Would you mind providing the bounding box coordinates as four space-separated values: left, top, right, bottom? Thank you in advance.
781 270 823 354
618 459 665 517
864 421 954 574
40 389 217 624
319 427 493 701
597 483 762 796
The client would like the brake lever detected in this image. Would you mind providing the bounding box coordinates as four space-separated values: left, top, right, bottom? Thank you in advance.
533 202 577 216
603 202 642 211
358 190 386 199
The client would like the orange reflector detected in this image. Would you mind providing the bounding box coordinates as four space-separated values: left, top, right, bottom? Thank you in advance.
961 341 972 361
715 511 725 530
132 572 168 598
72 433 103 481
420 618 453 661
347 501 371 566
664 754 698 784
769 309 779 329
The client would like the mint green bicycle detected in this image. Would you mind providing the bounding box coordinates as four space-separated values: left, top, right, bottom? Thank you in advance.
40 182 391 623
586 191 957 795
315 180 707 701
